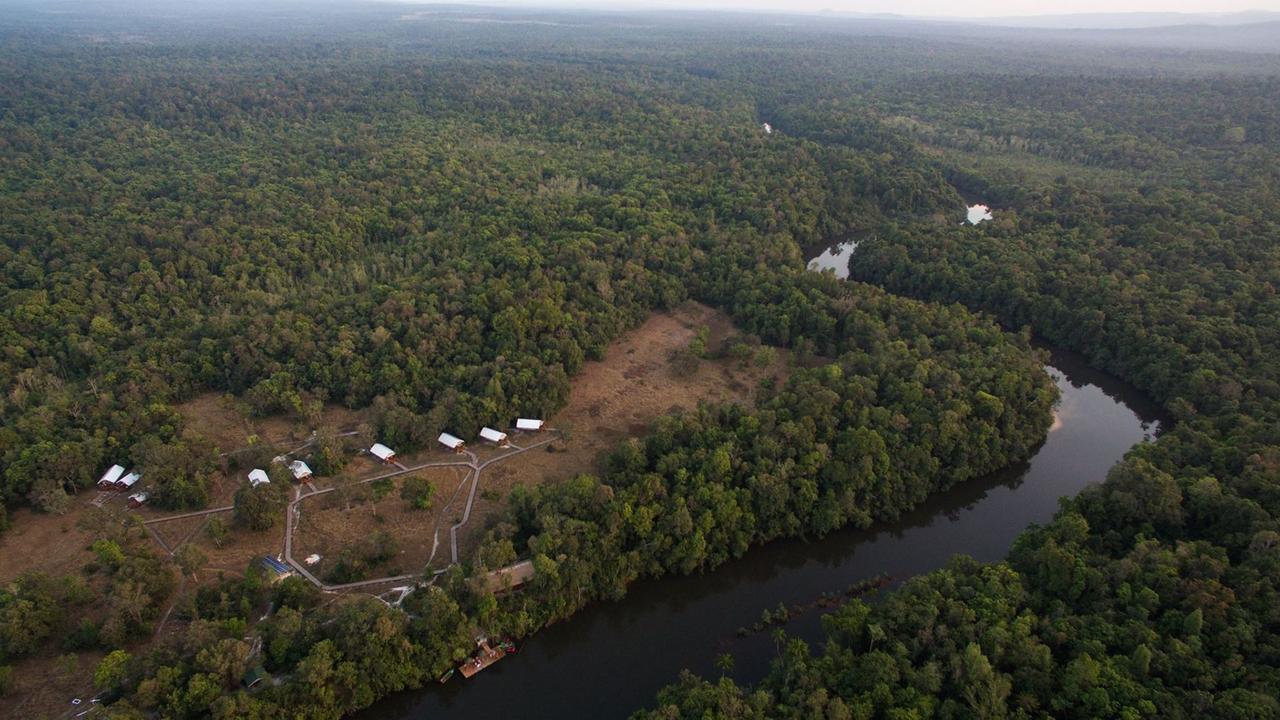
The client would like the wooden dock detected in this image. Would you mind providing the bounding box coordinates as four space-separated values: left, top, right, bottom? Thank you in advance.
459 638 510 678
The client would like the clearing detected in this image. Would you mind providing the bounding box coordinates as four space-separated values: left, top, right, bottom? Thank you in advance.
450 301 790 564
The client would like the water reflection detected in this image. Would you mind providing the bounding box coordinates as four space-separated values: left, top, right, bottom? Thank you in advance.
806 240 858 279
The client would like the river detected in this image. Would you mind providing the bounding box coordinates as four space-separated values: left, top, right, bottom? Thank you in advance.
362 345 1165 719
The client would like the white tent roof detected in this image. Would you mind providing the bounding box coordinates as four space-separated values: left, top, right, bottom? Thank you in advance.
438 432 465 449
515 418 544 430
479 427 507 443
128 492 148 504
289 460 312 479
370 443 396 460
98 464 126 485
118 472 141 488
248 468 270 487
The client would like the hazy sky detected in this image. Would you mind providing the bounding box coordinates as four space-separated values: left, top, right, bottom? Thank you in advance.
444 0 1280 17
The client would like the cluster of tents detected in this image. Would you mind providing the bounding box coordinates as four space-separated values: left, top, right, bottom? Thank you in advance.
96 464 146 506
372 418 545 461
99 418 548 509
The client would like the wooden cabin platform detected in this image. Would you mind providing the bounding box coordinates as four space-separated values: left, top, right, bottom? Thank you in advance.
459 639 509 678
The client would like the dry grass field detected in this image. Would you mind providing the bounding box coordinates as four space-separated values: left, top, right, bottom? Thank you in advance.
450 301 790 563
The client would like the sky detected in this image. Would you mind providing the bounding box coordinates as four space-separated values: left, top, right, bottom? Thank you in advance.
425 0 1280 18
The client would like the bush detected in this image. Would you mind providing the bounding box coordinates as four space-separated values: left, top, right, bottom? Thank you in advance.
93 650 131 693
401 477 434 511
370 478 394 501
63 618 102 652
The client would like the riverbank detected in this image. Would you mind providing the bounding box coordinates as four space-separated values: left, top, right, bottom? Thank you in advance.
358 346 1163 719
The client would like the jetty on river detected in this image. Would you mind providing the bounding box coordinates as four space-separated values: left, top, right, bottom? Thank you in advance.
459 637 514 679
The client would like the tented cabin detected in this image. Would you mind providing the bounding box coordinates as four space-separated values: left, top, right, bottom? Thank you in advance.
438 433 466 453
127 492 148 508
479 427 508 446
243 665 269 689
289 460 313 481
116 471 141 491
248 468 270 487
515 418 544 432
370 443 397 463
97 464 126 488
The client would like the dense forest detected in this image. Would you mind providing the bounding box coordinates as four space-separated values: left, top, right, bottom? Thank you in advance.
1 3 1278 719
635 19 1280 720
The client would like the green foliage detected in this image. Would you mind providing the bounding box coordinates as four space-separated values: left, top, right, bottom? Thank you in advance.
638 23 1280 720
232 481 286 532
400 476 434 511
92 539 126 569
273 577 321 612
174 543 208 578
131 435 220 511
370 478 394 502
205 516 230 548
325 531 400 585
4 7 1276 719
190 565 269 623
0 573 94 661
94 650 132 692
309 428 351 477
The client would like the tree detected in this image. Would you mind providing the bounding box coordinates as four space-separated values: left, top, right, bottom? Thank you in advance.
400 476 434 511
206 516 230 548
956 643 1011 719
94 650 132 692
195 638 252 689
175 544 208 580
233 482 286 531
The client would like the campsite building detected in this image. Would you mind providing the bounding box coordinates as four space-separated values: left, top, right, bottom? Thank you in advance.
479 427 509 446
484 559 535 594
97 464 126 488
370 443 397 463
127 492 148 508
289 460 313 481
248 468 270 487
438 433 466 453
515 418 544 431
116 471 141 491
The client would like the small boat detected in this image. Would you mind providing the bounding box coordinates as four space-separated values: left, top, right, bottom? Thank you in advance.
438 668 455 684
